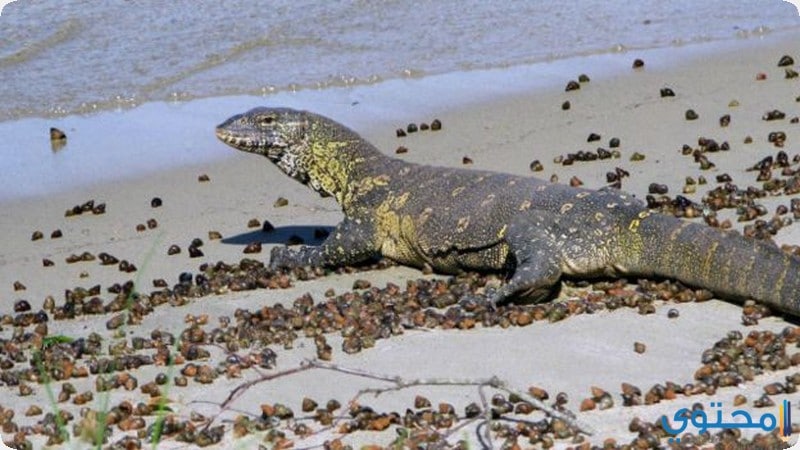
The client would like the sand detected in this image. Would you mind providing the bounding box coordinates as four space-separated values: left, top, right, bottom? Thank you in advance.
2 30 800 449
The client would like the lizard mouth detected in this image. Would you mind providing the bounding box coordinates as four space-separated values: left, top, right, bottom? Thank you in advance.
215 127 288 157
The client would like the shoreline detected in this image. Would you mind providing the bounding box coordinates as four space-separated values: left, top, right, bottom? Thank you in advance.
2 27 800 448
2 28 800 202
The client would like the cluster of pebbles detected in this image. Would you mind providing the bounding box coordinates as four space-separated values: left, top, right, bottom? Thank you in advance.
2 255 798 448
4 55 800 448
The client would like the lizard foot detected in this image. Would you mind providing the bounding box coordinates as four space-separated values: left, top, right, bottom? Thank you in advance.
269 246 300 271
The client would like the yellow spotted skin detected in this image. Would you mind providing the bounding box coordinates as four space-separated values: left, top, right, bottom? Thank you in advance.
217 107 800 314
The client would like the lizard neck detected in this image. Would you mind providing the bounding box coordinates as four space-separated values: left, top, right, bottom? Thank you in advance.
302 117 392 209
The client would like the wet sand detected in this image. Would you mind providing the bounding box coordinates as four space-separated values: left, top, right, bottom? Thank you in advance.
2 30 800 448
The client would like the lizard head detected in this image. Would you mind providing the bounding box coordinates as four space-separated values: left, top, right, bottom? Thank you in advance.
216 107 314 186
217 107 378 203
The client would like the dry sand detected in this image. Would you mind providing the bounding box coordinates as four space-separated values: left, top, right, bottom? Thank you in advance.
3 30 800 449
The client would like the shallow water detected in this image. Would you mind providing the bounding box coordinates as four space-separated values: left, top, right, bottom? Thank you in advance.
1 0 799 121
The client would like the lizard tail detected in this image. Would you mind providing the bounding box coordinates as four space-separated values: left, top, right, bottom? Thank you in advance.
625 214 800 315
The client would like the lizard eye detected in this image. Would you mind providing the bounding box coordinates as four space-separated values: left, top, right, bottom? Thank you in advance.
257 115 276 127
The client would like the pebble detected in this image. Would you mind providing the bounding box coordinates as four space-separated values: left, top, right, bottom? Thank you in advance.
561 101 571 110
396 128 406 137
50 229 62 238
406 123 418 133
167 245 181 255
395 146 408 154
247 218 260 228
778 55 795 66
462 156 473 165
31 230 43 241
150 197 162 208
243 242 262 254
565 80 580 91
685 109 699 120
198 174 210 182
633 342 646 354
578 73 590 83
660 87 675 97
632 58 644 68
273 197 289 207
430 119 442 131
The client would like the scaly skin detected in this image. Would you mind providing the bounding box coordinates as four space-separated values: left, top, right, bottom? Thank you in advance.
216 107 800 315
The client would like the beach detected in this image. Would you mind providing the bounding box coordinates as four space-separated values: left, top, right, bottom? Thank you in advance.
3 26 800 449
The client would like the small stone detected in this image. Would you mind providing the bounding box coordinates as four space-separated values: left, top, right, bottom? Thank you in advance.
719 114 731 127
648 183 668 194
414 395 431 409
167 245 181 255
50 229 62 239
353 279 371 289
419 123 429 130
763 110 786 121
13 281 26 291
31 230 43 241
25 405 42 416
198 174 210 182
261 220 275 232
667 308 680 319
778 55 795 67
146 218 158 229
188 246 204 258
634 342 646 354
587 133 601 142
136 224 146 232
395 146 408 154
243 242 262 254
786 68 799 79
569 176 583 187
208 231 222 240
396 128 406 137
685 109 699 120
273 197 288 208
50 127 67 141
150 197 162 208
609 137 620 148
729 99 740 107
430 119 442 131
14 299 30 312
579 398 595 411
561 101 571 110
302 398 318 413
630 152 645 161
632 58 644 69
565 80 580 91
578 73 590 82
42 258 54 267
660 87 675 97
406 123 418 133
462 156 473 165
756 72 767 80
744 135 753 144
247 218 260 228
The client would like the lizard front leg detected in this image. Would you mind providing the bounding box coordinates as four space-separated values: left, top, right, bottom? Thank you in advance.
270 217 380 270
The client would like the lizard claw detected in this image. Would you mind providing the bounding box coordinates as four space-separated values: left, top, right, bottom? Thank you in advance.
269 246 296 271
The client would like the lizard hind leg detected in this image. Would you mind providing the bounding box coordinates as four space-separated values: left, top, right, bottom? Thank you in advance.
463 214 564 308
